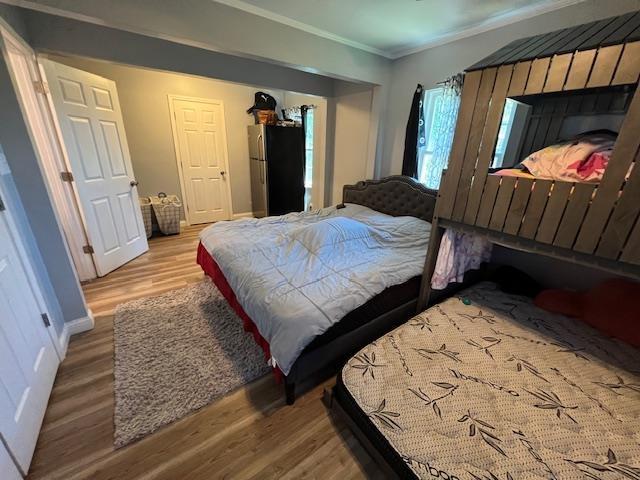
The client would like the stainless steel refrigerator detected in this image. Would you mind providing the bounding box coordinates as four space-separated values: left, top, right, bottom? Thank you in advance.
248 124 305 218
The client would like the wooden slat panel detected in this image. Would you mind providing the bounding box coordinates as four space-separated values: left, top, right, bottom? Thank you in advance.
536 181 573 244
594 91 613 113
543 53 572 92
524 28 574 60
507 61 531 96
596 154 640 259
519 116 540 159
489 176 516 231
566 93 584 114
417 218 444 311
553 183 596 249
544 98 570 145
530 102 555 153
475 175 501 228
463 65 513 224
626 22 640 44
564 49 596 90
562 18 618 52
436 70 482 220
524 57 551 95
581 11 638 49
467 37 530 71
490 36 541 68
451 67 497 221
602 11 640 46
545 21 599 56
519 179 552 239
502 34 555 64
575 87 640 254
503 178 533 235
612 41 640 85
587 45 624 88
620 218 640 265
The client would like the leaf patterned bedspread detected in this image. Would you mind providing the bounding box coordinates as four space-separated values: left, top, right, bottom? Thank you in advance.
342 282 640 479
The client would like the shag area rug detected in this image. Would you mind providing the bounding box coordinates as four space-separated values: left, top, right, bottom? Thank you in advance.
113 280 270 448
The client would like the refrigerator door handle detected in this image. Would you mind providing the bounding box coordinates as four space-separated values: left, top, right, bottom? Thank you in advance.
257 134 264 161
259 160 265 184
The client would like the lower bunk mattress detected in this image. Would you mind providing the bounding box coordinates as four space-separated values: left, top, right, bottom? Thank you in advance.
337 281 640 479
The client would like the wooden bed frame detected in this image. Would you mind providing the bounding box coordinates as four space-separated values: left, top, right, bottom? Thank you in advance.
419 11 640 309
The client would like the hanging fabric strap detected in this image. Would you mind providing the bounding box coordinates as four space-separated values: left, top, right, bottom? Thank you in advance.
401 84 424 178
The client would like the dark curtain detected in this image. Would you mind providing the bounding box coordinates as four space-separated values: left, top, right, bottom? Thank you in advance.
401 84 424 178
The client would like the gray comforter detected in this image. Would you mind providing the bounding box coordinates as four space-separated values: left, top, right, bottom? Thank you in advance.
200 204 431 375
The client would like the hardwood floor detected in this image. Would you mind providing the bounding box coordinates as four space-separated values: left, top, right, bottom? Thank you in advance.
27 225 381 480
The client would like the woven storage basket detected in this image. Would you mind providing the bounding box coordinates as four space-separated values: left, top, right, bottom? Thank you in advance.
139 197 153 238
150 193 182 235
254 109 278 125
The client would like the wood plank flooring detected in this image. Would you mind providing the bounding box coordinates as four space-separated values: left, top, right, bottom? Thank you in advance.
27 225 381 480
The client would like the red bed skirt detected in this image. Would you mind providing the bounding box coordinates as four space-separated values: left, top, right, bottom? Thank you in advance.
196 242 284 381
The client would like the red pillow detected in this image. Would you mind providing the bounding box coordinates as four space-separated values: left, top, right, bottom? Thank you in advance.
535 279 640 348
534 289 585 318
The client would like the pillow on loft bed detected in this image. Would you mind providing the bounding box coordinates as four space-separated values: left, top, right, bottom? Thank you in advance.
494 130 628 183
534 278 640 348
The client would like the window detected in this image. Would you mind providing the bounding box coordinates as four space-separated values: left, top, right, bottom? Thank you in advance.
416 89 522 187
492 98 518 168
304 108 314 210
416 87 460 189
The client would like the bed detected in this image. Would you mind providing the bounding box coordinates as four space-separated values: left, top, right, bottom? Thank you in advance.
427 12 640 300
196 176 455 403
332 281 640 478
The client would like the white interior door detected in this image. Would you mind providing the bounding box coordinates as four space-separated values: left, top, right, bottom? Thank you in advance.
0 193 59 475
170 96 232 224
40 59 148 276
0 26 97 281
1 439 22 480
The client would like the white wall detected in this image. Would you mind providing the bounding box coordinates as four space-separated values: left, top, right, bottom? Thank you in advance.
330 84 373 204
47 54 288 216
14 0 390 85
382 0 640 177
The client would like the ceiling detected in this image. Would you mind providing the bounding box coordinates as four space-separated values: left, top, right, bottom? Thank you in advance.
213 0 584 58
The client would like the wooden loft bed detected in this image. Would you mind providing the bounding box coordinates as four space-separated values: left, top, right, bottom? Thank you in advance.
419 11 640 309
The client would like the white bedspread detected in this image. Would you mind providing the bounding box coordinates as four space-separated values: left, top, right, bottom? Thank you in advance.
199 204 431 375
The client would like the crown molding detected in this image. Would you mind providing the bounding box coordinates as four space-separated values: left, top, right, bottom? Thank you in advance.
212 0 587 60
210 0 392 58
388 0 586 59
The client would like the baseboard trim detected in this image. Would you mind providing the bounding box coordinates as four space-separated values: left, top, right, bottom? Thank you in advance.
58 309 95 357
232 212 254 219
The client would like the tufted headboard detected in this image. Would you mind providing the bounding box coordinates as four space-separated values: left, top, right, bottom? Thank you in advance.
342 175 438 223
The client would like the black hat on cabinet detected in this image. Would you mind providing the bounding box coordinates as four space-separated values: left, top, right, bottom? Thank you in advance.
246 91 277 113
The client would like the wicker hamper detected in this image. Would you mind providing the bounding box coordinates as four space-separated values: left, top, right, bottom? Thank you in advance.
150 193 182 235
139 197 153 238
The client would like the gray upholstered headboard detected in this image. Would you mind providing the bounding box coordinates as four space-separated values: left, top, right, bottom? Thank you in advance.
342 175 438 223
